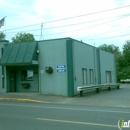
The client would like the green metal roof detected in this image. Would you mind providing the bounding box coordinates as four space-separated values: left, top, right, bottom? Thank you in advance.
0 41 38 66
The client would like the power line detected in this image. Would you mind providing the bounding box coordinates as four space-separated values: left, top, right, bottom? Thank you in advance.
4 14 124 34
34 33 130 41
23 13 130 31
81 33 130 40
1 13 125 33
2 23 41 31
40 15 130 36
24 4 130 24
78 25 130 39
1 4 130 32
4 14 130 35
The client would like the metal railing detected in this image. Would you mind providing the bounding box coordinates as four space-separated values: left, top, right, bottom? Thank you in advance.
77 83 120 97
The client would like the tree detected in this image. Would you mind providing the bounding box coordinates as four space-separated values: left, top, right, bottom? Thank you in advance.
123 40 130 55
98 44 121 82
99 41 130 82
0 32 6 41
12 32 35 43
116 55 127 81
98 44 121 57
118 40 130 80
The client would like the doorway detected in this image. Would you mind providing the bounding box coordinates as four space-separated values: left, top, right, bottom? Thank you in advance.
10 71 16 92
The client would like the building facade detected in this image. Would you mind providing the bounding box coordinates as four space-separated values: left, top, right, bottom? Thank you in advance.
0 38 117 97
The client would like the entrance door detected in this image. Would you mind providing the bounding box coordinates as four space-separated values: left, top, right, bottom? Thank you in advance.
10 71 16 92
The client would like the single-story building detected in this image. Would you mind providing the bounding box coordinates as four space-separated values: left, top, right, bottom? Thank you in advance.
0 38 117 97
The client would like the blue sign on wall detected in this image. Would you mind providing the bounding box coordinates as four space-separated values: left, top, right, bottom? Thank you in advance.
57 69 66 72
57 65 66 72
57 65 66 68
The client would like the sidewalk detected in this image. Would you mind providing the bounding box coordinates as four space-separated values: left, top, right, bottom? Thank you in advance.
0 84 130 108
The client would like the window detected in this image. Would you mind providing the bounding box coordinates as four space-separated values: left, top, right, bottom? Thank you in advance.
89 69 94 84
82 68 87 85
21 70 33 81
106 71 112 83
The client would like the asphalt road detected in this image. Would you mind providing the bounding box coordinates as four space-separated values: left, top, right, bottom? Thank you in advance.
0 101 130 130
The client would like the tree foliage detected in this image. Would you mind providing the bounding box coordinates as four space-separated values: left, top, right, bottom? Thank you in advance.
12 32 35 43
98 44 121 57
123 40 130 55
0 32 6 41
98 42 130 82
117 40 130 81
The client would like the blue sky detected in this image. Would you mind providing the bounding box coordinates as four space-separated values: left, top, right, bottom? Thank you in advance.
0 0 130 50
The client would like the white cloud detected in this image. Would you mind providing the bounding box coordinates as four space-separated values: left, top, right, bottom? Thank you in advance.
0 0 23 9
0 0 130 49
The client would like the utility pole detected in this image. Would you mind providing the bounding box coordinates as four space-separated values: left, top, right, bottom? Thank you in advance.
40 22 43 40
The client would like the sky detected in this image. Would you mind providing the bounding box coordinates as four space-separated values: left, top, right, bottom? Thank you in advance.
0 0 130 50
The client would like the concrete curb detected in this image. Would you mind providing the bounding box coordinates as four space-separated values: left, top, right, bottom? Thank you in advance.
0 98 51 104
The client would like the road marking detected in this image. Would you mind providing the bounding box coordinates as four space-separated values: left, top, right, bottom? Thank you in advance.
0 103 130 114
36 118 117 128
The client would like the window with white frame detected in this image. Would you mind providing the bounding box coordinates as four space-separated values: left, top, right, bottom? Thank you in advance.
82 68 87 85
89 69 94 84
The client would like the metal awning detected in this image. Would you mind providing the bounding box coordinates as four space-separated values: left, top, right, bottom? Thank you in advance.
0 41 38 66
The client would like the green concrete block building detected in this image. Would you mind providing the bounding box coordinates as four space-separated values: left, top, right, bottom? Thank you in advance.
0 38 117 97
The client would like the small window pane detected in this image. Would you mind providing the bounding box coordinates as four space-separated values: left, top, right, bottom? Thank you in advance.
27 70 33 80
21 70 33 81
